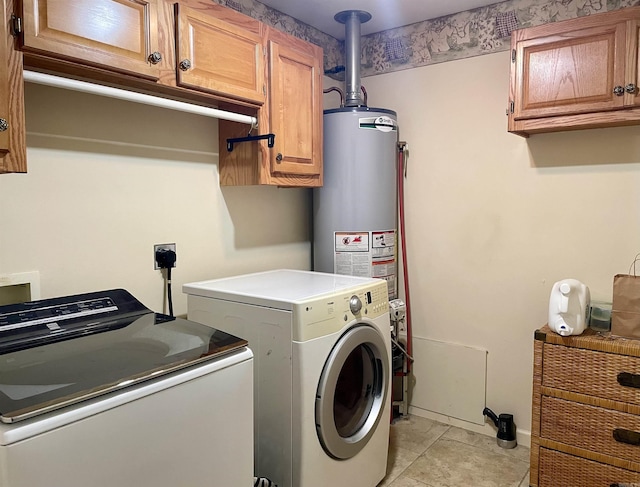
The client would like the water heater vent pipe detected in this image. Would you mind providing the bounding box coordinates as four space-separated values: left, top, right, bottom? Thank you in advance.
334 10 371 107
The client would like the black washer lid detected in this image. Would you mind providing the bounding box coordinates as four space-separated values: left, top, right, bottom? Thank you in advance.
0 289 247 423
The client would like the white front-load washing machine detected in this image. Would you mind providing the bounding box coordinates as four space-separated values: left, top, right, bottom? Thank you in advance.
184 269 391 487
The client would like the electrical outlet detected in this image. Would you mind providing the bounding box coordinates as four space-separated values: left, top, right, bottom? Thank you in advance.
154 243 176 270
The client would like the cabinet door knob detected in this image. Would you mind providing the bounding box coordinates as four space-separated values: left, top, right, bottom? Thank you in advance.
0 118 7 132
179 59 192 71
613 85 625 96
626 83 637 94
275 153 283 162
148 51 162 64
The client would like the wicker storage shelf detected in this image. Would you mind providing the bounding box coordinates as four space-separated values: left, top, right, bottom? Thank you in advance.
531 326 640 487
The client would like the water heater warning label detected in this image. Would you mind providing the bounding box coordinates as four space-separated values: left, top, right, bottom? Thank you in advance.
334 230 397 299
335 232 369 253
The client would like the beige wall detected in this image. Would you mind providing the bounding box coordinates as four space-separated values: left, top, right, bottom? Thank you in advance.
4 52 640 444
360 51 640 441
0 83 311 315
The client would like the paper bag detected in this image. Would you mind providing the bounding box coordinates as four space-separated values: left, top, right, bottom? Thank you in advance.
611 273 640 339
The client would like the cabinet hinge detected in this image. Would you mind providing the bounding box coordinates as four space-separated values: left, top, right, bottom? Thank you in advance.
10 15 22 36
511 49 516 63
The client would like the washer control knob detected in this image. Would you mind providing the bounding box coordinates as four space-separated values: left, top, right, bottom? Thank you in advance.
349 295 362 314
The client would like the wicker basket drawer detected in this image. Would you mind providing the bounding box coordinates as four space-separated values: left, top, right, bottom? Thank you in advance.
541 396 640 462
539 448 640 487
543 343 640 405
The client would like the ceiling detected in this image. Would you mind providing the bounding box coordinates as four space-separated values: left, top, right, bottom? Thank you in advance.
258 0 500 39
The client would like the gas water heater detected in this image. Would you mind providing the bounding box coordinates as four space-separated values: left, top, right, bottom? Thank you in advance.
313 10 398 299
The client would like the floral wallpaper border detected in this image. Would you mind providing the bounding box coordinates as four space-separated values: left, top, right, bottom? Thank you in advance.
360 0 640 78
213 0 640 79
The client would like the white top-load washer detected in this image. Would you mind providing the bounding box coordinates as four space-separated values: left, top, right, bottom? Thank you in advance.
0 289 253 487
184 269 391 487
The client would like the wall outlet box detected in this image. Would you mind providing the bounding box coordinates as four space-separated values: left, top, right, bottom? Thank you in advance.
0 271 41 305
154 243 177 270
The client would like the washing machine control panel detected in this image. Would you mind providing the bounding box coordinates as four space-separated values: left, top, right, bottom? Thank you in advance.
292 281 389 342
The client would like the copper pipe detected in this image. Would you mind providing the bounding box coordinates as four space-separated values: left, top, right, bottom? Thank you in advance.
323 87 344 107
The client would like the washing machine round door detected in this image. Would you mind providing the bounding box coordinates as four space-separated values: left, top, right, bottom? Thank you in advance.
315 324 389 459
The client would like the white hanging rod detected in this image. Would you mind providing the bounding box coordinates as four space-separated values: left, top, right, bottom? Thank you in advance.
23 70 258 126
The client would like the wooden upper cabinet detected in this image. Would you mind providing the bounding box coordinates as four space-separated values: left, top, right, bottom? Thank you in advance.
268 38 321 177
20 0 161 80
626 19 640 108
4 0 322 181
508 6 640 136
1 0 26 173
218 28 323 187
175 3 265 105
0 0 10 155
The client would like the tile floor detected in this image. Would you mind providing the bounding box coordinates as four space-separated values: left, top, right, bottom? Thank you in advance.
378 415 530 487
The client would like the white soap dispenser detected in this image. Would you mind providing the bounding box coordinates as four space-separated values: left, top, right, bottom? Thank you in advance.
548 279 591 336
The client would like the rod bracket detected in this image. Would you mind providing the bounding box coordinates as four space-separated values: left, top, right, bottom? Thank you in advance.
227 133 275 152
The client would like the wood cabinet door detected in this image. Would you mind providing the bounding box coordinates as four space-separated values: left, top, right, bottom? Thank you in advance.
1 0 26 173
625 19 640 108
512 22 627 120
268 39 322 177
21 0 161 80
0 0 9 156
175 4 265 105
